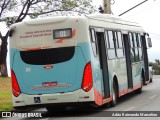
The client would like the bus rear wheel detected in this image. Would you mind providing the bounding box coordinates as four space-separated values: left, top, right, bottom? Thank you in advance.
110 82 118 107
135 84 142 94
46 106 66 113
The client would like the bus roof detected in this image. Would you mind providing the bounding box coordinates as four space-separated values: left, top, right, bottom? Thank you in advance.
11 14 145 34
85 14 145 33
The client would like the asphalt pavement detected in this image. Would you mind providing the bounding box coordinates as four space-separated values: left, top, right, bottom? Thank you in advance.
1 75 160 120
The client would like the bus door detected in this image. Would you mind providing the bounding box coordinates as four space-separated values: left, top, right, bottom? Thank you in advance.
123 34 133 89
95 29 110 99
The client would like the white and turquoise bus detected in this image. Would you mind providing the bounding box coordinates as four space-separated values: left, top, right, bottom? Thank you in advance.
9 14 151 111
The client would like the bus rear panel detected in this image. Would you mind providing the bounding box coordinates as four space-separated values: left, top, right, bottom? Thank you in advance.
9 16 94 107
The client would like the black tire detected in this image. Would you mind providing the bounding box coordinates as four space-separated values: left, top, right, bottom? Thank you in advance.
150 77 153 83
110 82 118 107
135 84 142 94
142 71 147 85
46 106 66 113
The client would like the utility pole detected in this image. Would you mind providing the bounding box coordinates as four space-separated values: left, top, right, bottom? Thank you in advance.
103 0 111 14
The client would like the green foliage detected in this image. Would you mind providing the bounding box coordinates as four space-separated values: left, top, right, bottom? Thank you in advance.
0 77 13 111
0 0 96 28
8 0 18 11
149 60 160 75
3 16 17 27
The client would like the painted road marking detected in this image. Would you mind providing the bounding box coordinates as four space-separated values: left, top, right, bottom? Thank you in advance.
150 95 157 99
124 107 135 111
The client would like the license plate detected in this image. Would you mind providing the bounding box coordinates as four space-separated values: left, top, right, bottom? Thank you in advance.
43 82 57 87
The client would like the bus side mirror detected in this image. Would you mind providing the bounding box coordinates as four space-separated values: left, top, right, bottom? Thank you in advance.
147 37 152 48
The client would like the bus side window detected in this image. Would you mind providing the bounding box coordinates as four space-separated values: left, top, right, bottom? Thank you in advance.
90 29 98 56
104 31 109 48
129 33 135 63
129 33 133 47
137 33 143 61
108 31 114 48
133 33 139 62
138 33 142 47
114 32 119 48
107 31 116 59
116 31 124 58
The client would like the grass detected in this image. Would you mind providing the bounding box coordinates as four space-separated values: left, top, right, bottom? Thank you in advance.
0 76 13 111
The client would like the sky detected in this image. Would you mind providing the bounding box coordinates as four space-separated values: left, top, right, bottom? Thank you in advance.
92 0 160 62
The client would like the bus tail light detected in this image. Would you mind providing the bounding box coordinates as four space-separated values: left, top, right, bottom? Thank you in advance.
11 70 21 97
81 62 93 92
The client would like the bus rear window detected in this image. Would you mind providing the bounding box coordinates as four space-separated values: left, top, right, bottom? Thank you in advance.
20 46 75 65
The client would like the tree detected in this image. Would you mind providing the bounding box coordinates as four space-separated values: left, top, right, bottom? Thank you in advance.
149 60 160 75
0 0 96 77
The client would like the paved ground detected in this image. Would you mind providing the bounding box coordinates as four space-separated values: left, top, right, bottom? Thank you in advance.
2 75 160 120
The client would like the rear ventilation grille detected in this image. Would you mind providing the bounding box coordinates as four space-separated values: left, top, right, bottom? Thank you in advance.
20 46 75 65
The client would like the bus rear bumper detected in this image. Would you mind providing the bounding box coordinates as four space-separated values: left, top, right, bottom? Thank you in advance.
12 88 94 107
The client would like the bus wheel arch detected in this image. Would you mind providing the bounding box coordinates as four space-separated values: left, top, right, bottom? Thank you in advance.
110 75 119 107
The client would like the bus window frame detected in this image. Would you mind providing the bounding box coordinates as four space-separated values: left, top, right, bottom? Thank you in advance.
105 30 117 60
114 31 124 58
128 32 144 63
90 28 98 56
137 33 143 61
